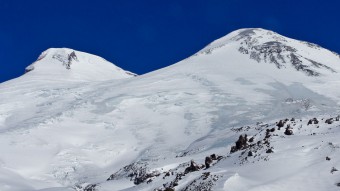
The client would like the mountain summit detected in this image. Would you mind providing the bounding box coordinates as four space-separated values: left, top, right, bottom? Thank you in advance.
24 48 136 81
197 28 340 76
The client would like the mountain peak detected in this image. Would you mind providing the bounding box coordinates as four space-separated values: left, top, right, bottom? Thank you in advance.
24 48 136 81
198 28 273 52
197 28 340 76
25 48 79 73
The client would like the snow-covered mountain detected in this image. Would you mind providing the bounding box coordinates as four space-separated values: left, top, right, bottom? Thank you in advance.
24 48 136 81
1 28 340 191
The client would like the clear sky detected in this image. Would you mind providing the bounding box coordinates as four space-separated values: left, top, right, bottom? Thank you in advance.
1 0 340 83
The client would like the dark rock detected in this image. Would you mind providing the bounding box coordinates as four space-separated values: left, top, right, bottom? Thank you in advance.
248 151 253 157
307 120 312 125
277 120 285 128
331 167 338 174
249 137 254 143
284 129 293 135
308 118 319 125
202 172 211 180
284 125 293 135
133 170 160 185
325 118 334 124
230 146 237 153
83 184 96 191
266 149 274 153
205 156 213 169
230 134 248 153
235 135 247 149
185 160 200 174
107 162 148 182
66 51 78 69
210 154 217 160
168 173 184 188
264 140 270 145
326 156 331 161
290 53 320 76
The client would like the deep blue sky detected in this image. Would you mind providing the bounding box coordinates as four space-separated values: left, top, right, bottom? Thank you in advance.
1 0 340 82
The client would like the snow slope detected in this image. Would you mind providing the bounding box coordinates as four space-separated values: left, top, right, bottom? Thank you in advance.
0 28 340 191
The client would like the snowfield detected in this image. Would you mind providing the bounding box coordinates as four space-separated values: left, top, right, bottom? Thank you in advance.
0 28 340 191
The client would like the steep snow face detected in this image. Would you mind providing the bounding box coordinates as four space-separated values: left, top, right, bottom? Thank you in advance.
24 48 136 81
1 29 340 191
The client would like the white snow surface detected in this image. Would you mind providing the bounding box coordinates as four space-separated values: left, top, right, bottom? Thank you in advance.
0 28 340 191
